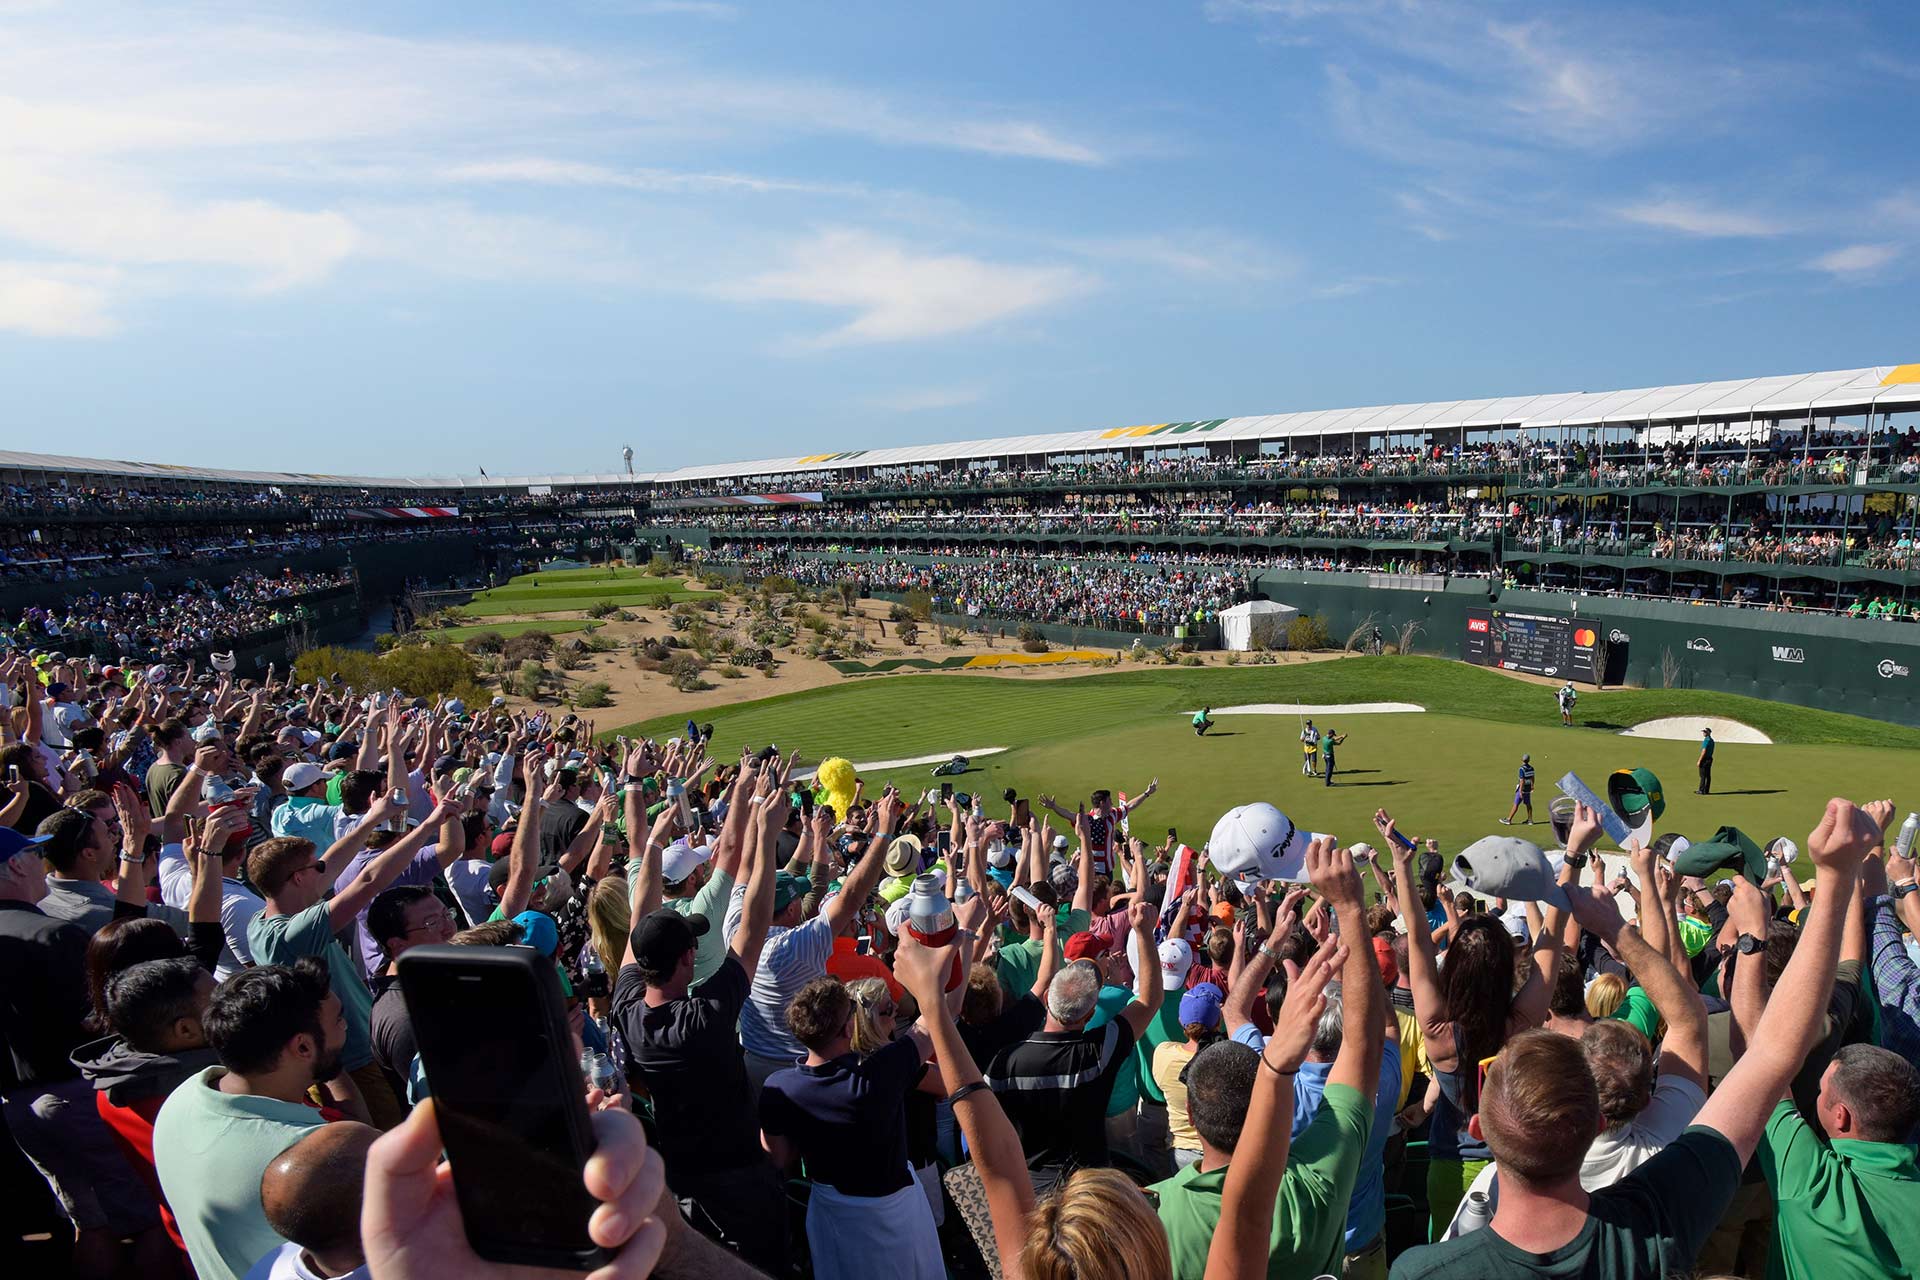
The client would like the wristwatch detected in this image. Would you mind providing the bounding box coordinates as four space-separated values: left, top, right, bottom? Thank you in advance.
1893 879 1919 901
1735 932 1764 955
1257 943 1281 963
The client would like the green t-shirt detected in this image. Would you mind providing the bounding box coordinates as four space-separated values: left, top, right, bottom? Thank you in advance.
151 1066 324 1280
1387 1127 1742 1279
146 760 187 819
248 902 374 1071
1153 1080 1372 1279
1612 984 1659 1042
1134 996 1185 1104
994 907 1091 998
631 860 736 986
1758 1098 1920 1280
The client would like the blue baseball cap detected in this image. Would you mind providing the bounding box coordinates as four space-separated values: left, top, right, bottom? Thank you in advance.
1179 982 1225 1029
511 910 559 957
0 828 52 862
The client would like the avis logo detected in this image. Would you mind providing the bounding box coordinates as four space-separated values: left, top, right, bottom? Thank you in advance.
1771 646 1805 664
1467 618 1490 633
1685 637 1715 653
1878 659 1911 679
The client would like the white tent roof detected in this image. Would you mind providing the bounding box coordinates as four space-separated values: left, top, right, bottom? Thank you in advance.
1 363 1914 492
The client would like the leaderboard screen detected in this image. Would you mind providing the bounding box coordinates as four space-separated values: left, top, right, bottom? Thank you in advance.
1464 608 1595 682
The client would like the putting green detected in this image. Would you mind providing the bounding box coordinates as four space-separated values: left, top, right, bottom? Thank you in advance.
464 571 718 616
611 657 1920 854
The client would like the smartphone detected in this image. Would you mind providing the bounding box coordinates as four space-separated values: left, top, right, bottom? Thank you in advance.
397 945 608 1271
940 781 954 803
856 934 872 956
1014 797 1031 827
800 790 814 818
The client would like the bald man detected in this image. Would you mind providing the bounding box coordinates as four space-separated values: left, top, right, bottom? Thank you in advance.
244 1122 378 1280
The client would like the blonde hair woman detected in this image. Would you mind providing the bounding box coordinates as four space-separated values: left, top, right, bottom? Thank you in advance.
1021 1168 1171 1280
585 877 630 1016
1585 972 1628 1020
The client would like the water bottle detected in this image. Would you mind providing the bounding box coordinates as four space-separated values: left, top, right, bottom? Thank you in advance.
667 777 693 830
1896 812 1919 861
904 872 964 991
1457 1189 1493 1235
971 792 984 821
580 1049 623 1098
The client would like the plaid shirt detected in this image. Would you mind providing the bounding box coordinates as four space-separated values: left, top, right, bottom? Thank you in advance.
1868 894 1920 1063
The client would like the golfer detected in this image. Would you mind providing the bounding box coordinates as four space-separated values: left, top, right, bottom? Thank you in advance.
1300 718 1319 776
1320 725 1346 787
1192 706 1213 737
1556 679 1578 726
1697 726 1715 794
1500 753 1535 825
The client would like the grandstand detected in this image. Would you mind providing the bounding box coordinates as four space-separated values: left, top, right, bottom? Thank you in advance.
10 362 1920 722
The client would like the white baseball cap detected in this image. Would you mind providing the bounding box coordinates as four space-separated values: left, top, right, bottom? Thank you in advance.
660 838 714 884
1207 802 1321 883
1157 937 1195 987
282 762 327 792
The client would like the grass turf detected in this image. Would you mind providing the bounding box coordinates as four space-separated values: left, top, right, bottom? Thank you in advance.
609 656 1918 854
463 572 718 616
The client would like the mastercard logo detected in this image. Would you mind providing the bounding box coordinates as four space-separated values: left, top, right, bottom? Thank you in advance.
1574 627 1596 646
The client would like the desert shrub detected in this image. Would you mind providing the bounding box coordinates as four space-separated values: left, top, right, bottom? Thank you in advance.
514 660 546 700
295 644 483 701
462 631 507 655
661 652 707 691
721 665 746 679
888 602 913 623
1286 614 1333 651
904 590 933 621
896 618 921 646
1178 653 1204 667
760 574 799 595
1224 651 1241 665
554 648 588 672
646 554 674 576
1020 637 1048 653
502 632 554 663
584 600 619 619
574 681 612 708
1125 639 1150 662
801 612 833 636
1016 622 1043 644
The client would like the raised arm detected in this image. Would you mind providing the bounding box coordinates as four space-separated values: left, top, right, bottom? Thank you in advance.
1694 797 1874 1166
1204 934 1341 1280
728 773 787 981
822 782 900 936
1224 889 1303 1038
1071 807 1095 916
1312 840 1384 1095
1567 878 1709 1093
497 753 545 920
1119 901 1165 1040
327 794 463 930
1378 808 1454 1064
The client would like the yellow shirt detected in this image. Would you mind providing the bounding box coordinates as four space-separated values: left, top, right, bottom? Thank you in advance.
1392 1005 1428 1110
1152 1040 1204 1151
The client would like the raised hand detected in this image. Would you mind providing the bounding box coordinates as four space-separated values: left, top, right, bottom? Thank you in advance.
1567 878 1627 942
1305 836 1362 910
1727 875 1772 937
1807 798 1880 874
1266 935 1344 1072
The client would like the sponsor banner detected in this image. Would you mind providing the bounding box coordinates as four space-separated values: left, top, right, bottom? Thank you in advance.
1879 658 1912 679
330 506 461 520
1772 645 1805 664
654 493 824 509
1464 607 1595 682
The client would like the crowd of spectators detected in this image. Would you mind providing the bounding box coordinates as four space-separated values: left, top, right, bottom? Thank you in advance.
3 569 356 662
1 641 1917 1280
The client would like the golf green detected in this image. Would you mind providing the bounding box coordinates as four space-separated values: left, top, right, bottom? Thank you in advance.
612 657 1920 855
463 571 718 616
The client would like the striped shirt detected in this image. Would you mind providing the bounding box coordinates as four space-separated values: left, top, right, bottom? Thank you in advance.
725 883 833 1063
987 1019 1137 1184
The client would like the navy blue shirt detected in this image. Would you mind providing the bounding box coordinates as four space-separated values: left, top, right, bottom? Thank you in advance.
759 1036 924 1197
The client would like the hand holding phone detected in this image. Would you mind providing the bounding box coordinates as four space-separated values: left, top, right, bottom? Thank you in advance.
395 945 615 1270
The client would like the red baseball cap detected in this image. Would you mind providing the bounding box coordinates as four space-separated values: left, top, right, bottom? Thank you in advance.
489 831 515 858
1372 936 1398 988
1063 931 1110 962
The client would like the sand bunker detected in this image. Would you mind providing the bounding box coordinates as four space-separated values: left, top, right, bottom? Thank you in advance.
1619 717 1772 745
1183 703 1426 716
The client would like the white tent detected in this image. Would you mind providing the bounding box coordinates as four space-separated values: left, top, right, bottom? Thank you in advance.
1219 599 1297 651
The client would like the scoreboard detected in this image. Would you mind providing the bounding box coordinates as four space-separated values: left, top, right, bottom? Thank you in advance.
1464 608 1596 682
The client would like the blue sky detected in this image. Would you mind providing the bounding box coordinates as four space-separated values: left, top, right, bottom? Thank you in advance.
0 0 1915 477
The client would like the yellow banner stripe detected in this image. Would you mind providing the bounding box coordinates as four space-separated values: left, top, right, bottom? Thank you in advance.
1882 364 1920 385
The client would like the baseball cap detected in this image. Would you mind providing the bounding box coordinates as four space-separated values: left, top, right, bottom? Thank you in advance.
1207 802 1321 884
489 831 515 858
1063 931 1109 962
46 681 67 700
629 908 708 971
1179 983 1224 1029
512 910 558 957
774 872 809 912
282 762 326 792
1050 834 1070 855
1209 901 1235 923
986 839 1014 869
660 838 714 884
1372 936 1398 988
0 828 53 862
1157 937 1195 987
190 722 223 745
1451 835 1569 908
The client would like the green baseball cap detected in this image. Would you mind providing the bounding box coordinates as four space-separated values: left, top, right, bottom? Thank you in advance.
1673 826 1766 883
1608 767 1666 823
774 872 809 912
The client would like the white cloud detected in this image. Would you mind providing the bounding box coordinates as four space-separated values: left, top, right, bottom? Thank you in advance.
1065 231 1298 283
1615 198 1789 238
725 229 1095 348
1807 243 1900 277
0 262 119 337
436 157 866 198
863 386 986 412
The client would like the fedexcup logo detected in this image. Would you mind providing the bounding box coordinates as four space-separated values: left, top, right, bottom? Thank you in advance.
1686 637 1715 653
1878 658 1910 679
1771 646 1804 664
